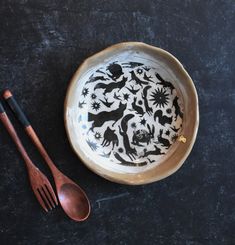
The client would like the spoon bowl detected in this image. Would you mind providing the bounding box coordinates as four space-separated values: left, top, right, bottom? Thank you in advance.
58 182 90 221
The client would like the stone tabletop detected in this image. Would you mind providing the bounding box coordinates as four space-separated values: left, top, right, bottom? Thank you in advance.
0 0 234 244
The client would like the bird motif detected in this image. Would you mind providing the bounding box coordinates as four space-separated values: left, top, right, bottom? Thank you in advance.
143 66 151 71
113 92 122 101
85 74 108 84
95 69 105 74
99 151 111 158
126 85 140 95
170 126 180 133
147 158 155 163
143 73 154 83
78 101 86 108
99 97 114 108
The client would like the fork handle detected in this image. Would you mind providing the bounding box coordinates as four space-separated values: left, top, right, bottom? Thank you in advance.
0 102 35 170
3 90 30 127
3 90 60 175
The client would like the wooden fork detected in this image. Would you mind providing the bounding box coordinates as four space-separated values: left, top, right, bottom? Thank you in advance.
0 102 58 212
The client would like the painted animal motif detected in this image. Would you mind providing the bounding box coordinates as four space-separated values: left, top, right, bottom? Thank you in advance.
130 71 149 87
119 114 137 160
132 124 155 146
154 110 173 126
143 66 151 71
99 151 111 158
141 145 163 157
131 97 144 116
158 129 171 149
126 85 140 95
94 76 128 95
107 63 124 80
114 152 147 166
85 74 108 84
170 126 180 133
147 158 155 163
155 73 175 93
101 127 119 149
143 73 153 82
88 102 127 131
172 96 183 120
96 69 105 75
142 85 153 115
82 61 184 167
99 97 114 108
78 101 86 108
113 92 122 101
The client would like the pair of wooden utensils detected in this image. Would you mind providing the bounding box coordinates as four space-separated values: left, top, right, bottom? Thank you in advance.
0 89 90 221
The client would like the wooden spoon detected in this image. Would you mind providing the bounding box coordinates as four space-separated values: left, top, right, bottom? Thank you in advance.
3 89 90 221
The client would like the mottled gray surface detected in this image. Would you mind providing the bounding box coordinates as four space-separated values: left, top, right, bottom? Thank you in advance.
0 0 234 244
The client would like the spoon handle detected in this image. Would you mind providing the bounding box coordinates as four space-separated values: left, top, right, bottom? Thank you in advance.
3 89 60 176
0 101 35 169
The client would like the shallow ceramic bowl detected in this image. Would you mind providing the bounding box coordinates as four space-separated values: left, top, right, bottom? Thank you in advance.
64 42 199 185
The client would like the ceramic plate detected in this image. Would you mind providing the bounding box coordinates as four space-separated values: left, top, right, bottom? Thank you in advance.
65 42 199 185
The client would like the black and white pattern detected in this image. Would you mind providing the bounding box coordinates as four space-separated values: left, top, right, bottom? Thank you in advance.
77 61 184 167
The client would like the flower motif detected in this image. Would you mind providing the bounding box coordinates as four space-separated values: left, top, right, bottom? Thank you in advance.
94 132 101 140
91 93 97 99
82 88 89 97
91 101 101 111
150 88 169 108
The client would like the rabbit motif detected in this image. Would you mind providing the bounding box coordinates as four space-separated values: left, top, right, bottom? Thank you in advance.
157 129 171 149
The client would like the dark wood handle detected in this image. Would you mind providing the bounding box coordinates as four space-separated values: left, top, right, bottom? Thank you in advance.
3 89 30 127
25 126 59 174
2 90 59 175
0 102 34 169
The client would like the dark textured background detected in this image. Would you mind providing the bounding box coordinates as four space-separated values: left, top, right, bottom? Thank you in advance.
0 0 234 244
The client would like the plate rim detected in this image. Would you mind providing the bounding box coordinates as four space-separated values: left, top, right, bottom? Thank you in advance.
64 41 199 185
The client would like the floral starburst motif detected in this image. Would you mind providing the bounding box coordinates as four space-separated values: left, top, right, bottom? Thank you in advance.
131 122 137 129
150 88 169 108
118 147 124 153
123 93 130 101
82 88 89 97
91 93 97 99
140 118 146 126
166 108 172 114
91 101 101 111
94 132 101 140
137 68 143 74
